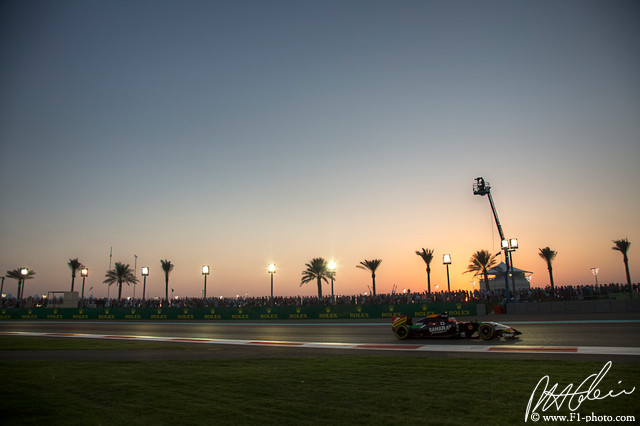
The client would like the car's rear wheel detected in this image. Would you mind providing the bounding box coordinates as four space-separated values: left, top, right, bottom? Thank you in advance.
478 323 495 340
394 324 410 340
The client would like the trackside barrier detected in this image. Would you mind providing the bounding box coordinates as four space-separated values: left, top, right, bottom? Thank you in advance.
505 299 640 314
0 302 476 320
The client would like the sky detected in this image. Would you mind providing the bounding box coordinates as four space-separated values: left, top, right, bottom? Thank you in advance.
1 0 639 299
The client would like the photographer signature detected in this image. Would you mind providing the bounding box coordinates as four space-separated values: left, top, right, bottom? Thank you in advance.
525 361 635 422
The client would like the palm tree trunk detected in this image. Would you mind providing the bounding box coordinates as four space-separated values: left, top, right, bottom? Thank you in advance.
17 279 22 302
547 265 555 291
426 267 431 293
71 275 75 292
372 273 376 296
624 256 632 298
118 280 123 300
165 276 169 305
317 276 322 299
483 271 490 292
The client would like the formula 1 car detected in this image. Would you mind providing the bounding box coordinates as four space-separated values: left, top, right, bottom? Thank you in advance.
391 313 521 341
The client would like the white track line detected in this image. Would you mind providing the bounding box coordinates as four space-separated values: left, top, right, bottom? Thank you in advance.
2 331 639 356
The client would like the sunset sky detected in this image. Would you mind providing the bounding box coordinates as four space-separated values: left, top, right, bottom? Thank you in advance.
1 0 639 299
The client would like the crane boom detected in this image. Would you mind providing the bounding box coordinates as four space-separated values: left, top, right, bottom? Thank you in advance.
473 176 513 298
486 190 505 242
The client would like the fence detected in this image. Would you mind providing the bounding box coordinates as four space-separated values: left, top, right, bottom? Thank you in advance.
505 299 640 314
0 302 476 320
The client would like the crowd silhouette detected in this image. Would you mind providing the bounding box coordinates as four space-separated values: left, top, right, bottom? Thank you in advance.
1 282 636 309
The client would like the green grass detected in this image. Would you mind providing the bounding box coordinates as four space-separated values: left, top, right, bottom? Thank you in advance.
0 336 187 350
1 337 639 425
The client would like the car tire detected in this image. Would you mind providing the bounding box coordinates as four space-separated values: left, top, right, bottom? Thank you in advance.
478 323 495 340
394 324 410 340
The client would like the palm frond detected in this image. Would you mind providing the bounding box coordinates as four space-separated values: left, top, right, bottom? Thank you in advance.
464 250 497 275
538 247 557 265
415 248 434 265
103 262 138 285
5 268 36 280
68 258 83 275
357 259 382 272
160 259 174 274
612 238 630 254
299 258 330 286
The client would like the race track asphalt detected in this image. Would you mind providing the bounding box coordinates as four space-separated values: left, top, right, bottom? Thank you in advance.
1 312 639 362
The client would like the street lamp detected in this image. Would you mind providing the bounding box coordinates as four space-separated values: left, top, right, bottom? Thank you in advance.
443 254 451 292
202 265 210 300
141 267 149 300
590 267 599 287
81 268 88 300
502 238 519 295
268 264 276 300
20 268 28 301
328 260 336 303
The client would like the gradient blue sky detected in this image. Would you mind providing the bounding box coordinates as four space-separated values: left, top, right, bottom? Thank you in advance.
1 0 639 299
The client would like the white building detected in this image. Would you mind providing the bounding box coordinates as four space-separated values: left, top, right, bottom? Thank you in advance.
479 262 532 292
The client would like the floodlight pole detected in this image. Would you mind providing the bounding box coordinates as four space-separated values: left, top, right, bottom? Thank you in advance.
268 264 276 301
443 254 452 292
202 266 210 300
81 268 88 300
328 261 336 304
141 267 149 301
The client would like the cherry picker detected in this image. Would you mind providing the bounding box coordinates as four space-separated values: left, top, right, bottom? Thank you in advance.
473 177 515 298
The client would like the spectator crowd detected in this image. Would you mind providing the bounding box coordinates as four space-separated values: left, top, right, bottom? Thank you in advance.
1 282 637 309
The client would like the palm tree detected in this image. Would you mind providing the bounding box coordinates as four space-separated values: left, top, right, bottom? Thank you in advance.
357 259 382 296
538 247 557 291
160 259 174 304
415 248 434 293
68 258 83 292
6 268 36 301
612 238 632 298
464 250 498 292
103 262 138 300
300 258 332 299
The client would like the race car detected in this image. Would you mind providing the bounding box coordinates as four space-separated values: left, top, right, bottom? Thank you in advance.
391 313 521 341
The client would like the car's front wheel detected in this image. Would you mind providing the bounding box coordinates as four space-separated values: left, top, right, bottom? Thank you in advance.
394 324 410 340
478 323 495 340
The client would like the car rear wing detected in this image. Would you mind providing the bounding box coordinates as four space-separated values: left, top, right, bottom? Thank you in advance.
391 315 412 328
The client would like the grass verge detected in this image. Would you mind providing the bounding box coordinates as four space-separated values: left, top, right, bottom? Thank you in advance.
0 336 187 350
1 337 639 425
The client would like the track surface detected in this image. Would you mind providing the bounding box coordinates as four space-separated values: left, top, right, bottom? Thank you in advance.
2 313 639 361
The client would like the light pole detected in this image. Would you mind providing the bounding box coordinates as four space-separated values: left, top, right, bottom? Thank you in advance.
502 238 518 296
202 265 210 300
133 254 137 299
268 264 276 301
328 260 336 303
20 268 28 301
443 254 451 292
141 267 149 300
18 268 29 303
81 268 88 300
590 267 599 287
